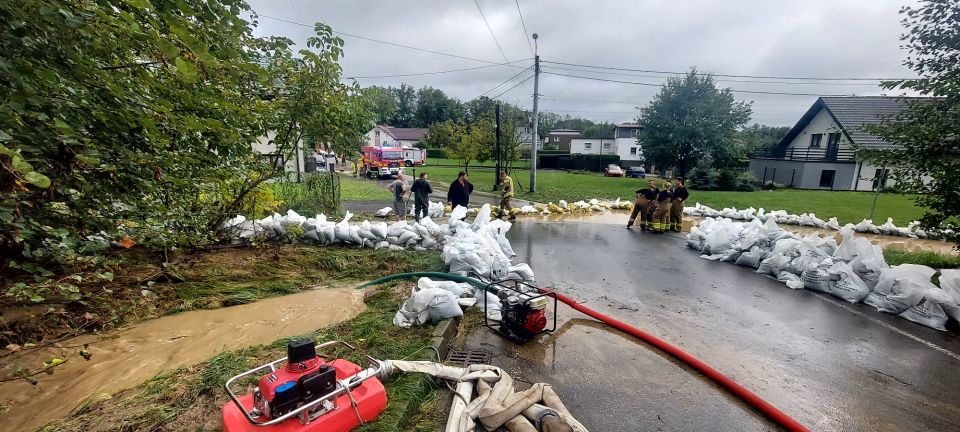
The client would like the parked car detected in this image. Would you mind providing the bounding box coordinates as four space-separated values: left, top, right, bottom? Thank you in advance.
603 164 624 177
627 166 646 178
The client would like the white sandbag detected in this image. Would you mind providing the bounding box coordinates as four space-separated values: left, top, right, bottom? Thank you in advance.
397 230 419 245
735 246 768 269
825 217 841 231
304 229 320 243
375 207 394 217
854 219 880 234
898 288 953 331
757 253 791 277
833 227 858 261
801 258 834 293
388 244 406 251
828 261 870 303
417 277 473 297
475 289 502 321
281 209 307 227
370 222 388 239
358 221 379 241
864 264 938 314
374 241 389 249
937 270 960 321
777 272 805 290
388 221 409 237
506 263 536 281
421 236 438 249
472 204 492 230
348 225 363 244
393 287 463 327
449 205 469 225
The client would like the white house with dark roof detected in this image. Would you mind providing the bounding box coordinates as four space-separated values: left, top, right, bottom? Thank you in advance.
365 125 428 148
749 96 932 191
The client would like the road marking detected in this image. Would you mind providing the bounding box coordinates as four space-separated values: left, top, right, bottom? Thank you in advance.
811 293 960 362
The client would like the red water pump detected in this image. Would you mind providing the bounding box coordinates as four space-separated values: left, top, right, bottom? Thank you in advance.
222 340 388 432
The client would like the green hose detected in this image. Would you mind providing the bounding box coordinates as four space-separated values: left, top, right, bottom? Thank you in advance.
357 272 489 291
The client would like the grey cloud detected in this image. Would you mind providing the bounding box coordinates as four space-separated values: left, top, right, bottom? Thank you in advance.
247 0 916 126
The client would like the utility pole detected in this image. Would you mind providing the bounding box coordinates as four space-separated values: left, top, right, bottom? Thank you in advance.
529 33 540 193
494 103 502 191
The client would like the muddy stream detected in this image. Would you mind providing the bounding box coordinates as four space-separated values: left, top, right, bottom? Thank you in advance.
0 286 366 431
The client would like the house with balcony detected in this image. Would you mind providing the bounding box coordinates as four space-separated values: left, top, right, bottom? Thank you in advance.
748 96 932 190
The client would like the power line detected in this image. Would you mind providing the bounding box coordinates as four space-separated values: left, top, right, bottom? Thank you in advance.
541 71 851 97
490 74 535 100
542 64 886 87
345 60 529 79
514 0 535 57
541 60 913 82
473 0 513 65
259 14 504 65
473 65 533 100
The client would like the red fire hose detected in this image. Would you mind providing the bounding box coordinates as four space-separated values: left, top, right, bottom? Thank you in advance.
541 288 811 432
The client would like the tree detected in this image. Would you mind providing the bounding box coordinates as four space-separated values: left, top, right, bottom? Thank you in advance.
446 119 494 169
863 0 960 244
361 86 397 125
425 119 463 149
736 124 791 157
637 69 752 177
390 84 416 127
413 86 463 127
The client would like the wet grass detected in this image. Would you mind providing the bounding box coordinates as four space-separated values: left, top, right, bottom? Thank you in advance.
40 288 445 432
884 249 960 269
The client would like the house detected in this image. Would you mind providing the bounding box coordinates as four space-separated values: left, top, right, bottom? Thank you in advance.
251 131 309 180
612 123 644 166
748 96 932 190
545 129 582 152
365 125 428 148
566 123 645 168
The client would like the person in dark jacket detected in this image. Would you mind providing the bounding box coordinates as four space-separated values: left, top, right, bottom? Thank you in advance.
670 178 689 232
447 171 474 210
410 172 433 222
627 179 658 230
651 180 673 233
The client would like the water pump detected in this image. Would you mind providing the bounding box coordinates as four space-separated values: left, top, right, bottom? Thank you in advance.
221 340 388 432
484 280 557 344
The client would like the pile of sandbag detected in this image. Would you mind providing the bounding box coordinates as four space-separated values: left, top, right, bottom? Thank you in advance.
441 204 535 283
683 202 937 239
687 217 960 331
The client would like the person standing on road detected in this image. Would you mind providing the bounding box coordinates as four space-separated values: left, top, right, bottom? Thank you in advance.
670 178 689 232
498 170 517 220
651 180 673 233
387 173 407 221
447 171 474 210
627 179 657 230
410 172 433 222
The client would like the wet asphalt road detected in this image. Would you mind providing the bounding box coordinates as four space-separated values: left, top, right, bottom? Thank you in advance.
465 219 960 432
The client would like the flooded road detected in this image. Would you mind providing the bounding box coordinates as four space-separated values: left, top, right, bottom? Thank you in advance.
466 219 960 432
0 286 365 432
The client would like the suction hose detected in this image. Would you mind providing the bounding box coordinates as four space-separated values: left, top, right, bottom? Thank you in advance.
360 272 809 432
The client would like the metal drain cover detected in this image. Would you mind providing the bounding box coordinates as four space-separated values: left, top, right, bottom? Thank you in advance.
447 349 492 366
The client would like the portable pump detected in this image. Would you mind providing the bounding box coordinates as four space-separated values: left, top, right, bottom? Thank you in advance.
484 280 557 344
221 340 388 432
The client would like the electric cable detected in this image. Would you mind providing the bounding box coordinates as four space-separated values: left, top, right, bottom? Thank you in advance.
541 70 850 97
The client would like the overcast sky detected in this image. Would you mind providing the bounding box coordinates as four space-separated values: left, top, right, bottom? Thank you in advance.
247 0 917 126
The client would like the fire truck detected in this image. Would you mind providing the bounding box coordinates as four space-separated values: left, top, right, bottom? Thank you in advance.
359 146 404 178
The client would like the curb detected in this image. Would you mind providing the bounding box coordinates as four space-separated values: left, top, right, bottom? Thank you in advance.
430 316 460 361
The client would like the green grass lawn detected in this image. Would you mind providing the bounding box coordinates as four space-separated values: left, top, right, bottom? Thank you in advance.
340 174 392 201
408 165 925 225
424 157 530 169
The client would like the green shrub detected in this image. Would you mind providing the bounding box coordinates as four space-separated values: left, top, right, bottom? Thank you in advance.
425 148 446 158
734 171 757 191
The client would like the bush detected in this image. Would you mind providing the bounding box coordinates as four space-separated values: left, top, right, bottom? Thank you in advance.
734 171 757 191
425 148 446 158
688 166 717 190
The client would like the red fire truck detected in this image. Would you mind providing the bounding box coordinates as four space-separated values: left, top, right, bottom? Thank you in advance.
359 146 404 178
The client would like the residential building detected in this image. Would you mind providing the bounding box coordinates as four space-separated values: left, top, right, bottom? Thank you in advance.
569 138 615 155
748 96 932 190
251 131 309 180
545 129 582 152
365 125 428 148
612 123 644 166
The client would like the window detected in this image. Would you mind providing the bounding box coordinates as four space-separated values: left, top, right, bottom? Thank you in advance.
584 142 592 150
827 132 841 147
810 133 823 148
630 147 637 155
872 168 890 190
553 136 560 142
602 142 611 150
819 170 835 188
616 127 638 138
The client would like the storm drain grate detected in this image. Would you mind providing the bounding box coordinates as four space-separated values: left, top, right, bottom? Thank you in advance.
446 349 492 366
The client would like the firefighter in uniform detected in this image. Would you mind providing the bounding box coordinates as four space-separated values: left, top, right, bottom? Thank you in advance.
670 178 689 232
651 180 673 233
627 179 658 230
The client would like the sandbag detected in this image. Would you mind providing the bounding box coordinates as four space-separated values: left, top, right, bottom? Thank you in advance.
801 258 834 293
777 272 805 290
757 253 791 277
735 246 768 269
418 277 473 297
828 261 870 303
939 270 960 322
864 264 937 314
898 288 952 331
375 207 394 217
393 287 463 327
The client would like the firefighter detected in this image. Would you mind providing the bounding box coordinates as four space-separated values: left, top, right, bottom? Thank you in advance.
651 180 673 233
646 181 660 230
498 170 517 220
670 178 689 232
626 179 657 230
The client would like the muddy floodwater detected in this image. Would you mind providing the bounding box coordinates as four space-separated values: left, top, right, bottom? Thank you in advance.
0 286 365 432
